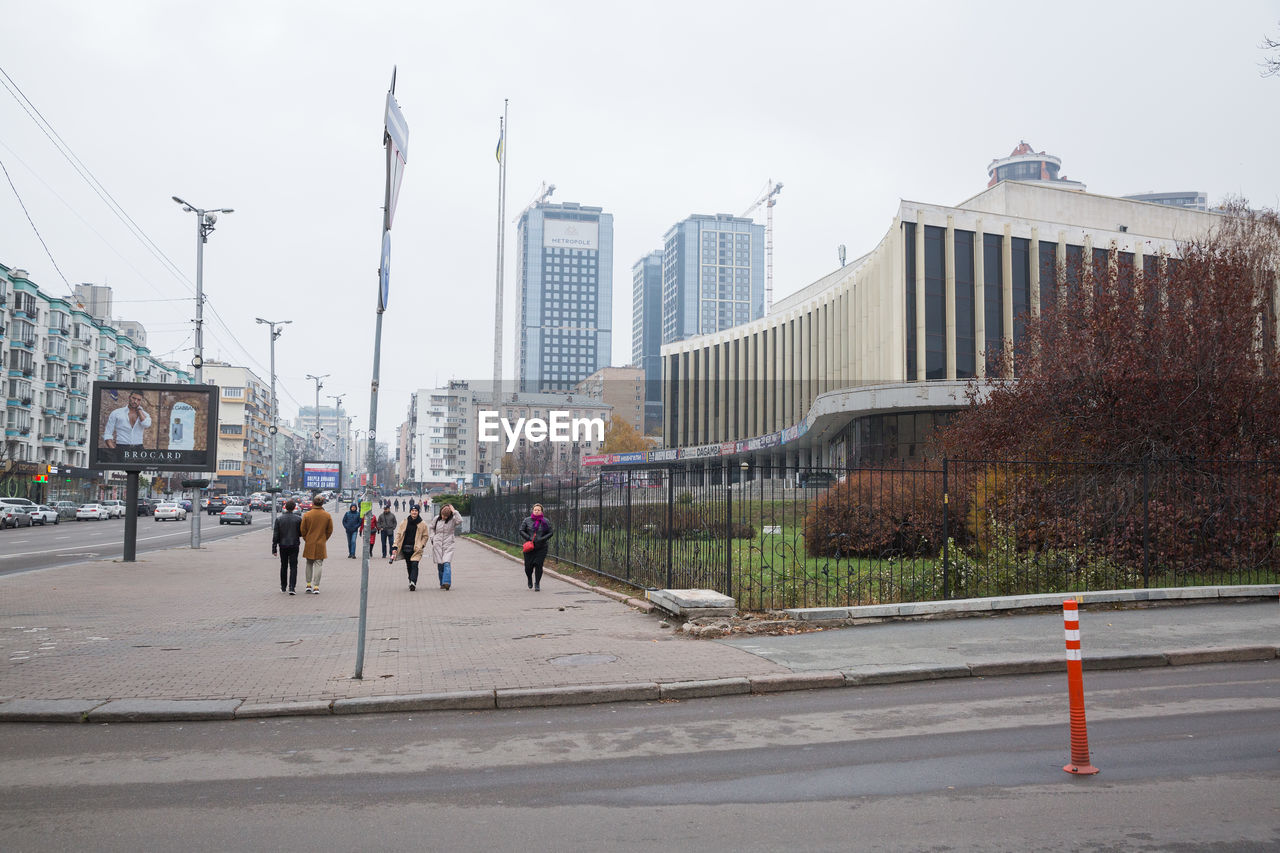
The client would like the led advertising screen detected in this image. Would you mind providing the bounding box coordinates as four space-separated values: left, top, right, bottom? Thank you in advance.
89 382 219 472
302 460 342 490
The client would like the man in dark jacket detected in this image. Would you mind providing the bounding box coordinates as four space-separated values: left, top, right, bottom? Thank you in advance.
341 504 362 558
377 505 397 558
272 499 303 594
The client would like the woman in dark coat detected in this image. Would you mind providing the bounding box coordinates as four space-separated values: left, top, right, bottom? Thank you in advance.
518 503 554 591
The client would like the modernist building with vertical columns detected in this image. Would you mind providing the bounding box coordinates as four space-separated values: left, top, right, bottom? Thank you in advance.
654 180 1239 474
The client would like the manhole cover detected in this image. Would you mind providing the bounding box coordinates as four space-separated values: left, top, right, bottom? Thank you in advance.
549 653 617 666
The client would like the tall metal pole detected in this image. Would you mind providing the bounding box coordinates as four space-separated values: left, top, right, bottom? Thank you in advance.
192 212 205 548
358 69 407 679
329 393 346 482
174 196 233 549
257 318 290 533
306 374 328 467
492 101 508 405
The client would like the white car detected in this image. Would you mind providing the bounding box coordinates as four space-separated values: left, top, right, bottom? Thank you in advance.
76 503 110 521
153 502 187 522
100 500 127 518
29 505 60 525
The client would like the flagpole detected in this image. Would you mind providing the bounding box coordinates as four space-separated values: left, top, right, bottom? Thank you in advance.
493 101 507 410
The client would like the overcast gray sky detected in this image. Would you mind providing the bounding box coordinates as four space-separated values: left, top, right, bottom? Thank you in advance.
1 0 1277 434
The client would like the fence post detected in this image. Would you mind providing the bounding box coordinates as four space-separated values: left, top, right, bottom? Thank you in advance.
726 461 733 598
942 457 951 600
625 469 633 584
573 475 580 562
1141 455 1151 588
666 465 674 589
597 472 604 573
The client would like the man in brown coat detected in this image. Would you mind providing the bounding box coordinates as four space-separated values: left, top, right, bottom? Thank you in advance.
299 494 334 594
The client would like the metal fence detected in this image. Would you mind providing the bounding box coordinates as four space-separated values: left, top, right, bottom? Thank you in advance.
469 459 1280 611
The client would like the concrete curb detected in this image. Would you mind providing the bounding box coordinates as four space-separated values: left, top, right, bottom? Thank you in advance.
1 646 1276 723
788 585 1280 622
496 682 660 708
659 677 752 700
86 699 242 723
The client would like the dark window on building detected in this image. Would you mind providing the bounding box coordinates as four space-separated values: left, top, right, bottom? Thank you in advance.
903 222 916 380
1117 251 1135 299
1039 241 1058 315
955 229 975 378
1092 247 1111 297
1064 244 1084 300
924 225 946 380
983 233 1003 371
1011 238 1031 364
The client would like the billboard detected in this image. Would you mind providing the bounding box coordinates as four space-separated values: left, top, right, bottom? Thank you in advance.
543 217 599 250
89 382 219 471
302 460 342 490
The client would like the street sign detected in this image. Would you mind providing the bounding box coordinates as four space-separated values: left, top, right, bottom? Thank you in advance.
379 229 391 310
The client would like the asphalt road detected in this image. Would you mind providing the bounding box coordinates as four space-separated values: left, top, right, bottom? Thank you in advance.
0 510 265 576
1 661 1276 851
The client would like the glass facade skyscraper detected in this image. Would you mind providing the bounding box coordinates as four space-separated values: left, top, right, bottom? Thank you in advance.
516 202 614 393
660 214 765 345
631 251 663 412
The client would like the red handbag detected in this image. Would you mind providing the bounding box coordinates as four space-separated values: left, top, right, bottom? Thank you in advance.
522 540 535 553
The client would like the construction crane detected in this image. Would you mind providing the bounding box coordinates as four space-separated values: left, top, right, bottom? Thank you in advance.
514 181 556 223
741 179 783 313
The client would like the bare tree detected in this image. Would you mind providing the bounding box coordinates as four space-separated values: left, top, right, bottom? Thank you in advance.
1262 25 1280 77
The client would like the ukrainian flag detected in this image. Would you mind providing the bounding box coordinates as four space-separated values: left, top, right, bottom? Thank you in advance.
495 129 504 164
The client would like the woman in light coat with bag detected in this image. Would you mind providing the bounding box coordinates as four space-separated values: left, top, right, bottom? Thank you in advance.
430 504 462 590
390 505 430 591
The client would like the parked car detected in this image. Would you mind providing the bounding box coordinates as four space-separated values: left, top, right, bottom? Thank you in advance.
52 501 79 520
30 505 60 525
0 497 38 528
100 500 127 518
76 503 110 521
219 505 253 525
0 505 34 528
153 502 187 522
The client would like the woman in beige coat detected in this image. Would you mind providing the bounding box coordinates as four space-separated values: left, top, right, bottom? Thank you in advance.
390 505 430 591
429 504 462 590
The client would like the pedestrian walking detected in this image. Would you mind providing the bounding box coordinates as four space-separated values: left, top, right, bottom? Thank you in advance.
518 503 555 591
299 494 334 594
341 503 362 559
271 499 303 594
377 504 397 558
430 503 462 589
393 498 400 512
391 505 429 591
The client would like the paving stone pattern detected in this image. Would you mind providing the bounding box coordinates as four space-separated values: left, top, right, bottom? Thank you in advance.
0 523 785 706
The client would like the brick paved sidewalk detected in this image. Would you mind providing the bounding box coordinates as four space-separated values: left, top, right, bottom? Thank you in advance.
0 525 785 707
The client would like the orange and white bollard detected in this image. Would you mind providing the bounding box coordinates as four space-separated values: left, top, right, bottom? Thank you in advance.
1062 599 1099 775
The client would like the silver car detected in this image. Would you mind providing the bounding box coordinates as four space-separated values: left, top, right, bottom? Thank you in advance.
153 502 187 522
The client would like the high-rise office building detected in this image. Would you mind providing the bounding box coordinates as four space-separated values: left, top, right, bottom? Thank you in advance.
516 201 614 393
660 213 765 345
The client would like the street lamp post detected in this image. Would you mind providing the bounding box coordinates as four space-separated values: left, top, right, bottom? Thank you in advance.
305 374 328 488
256 318 290 533
329 393 346 488
173 196 233 549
